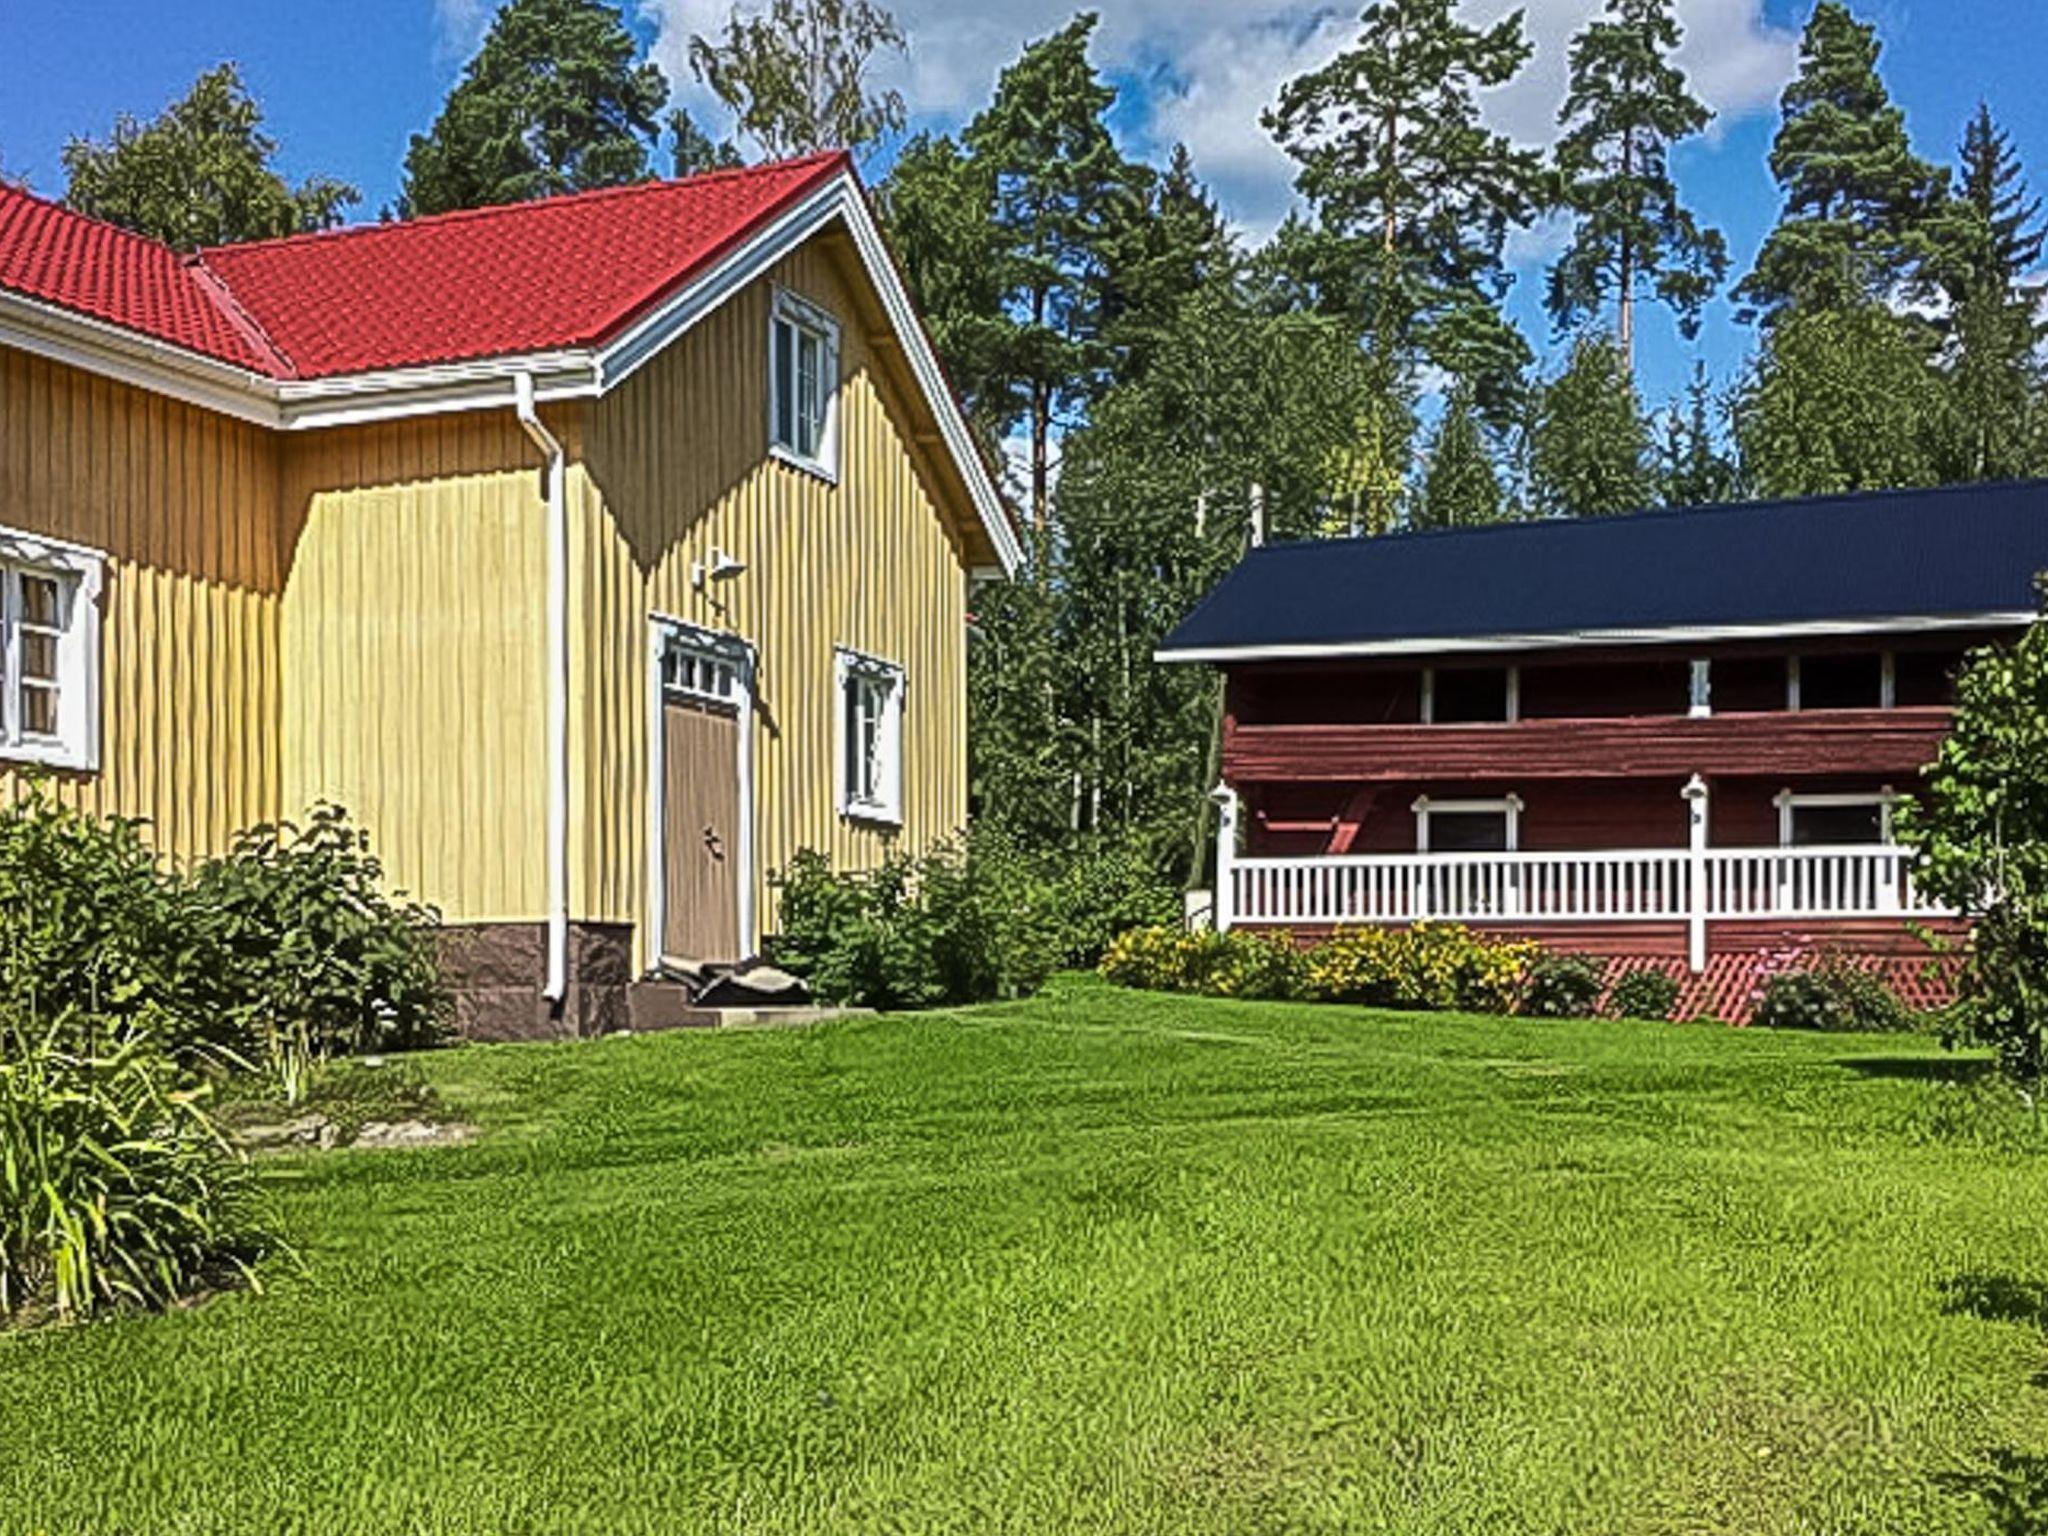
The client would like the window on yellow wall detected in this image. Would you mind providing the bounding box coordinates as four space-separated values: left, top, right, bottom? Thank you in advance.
770 288 840 479
0 526 103 772
837 647 903 824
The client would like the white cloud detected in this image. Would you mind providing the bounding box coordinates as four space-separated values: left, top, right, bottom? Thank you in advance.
640 0 1800 246
433 0 496 62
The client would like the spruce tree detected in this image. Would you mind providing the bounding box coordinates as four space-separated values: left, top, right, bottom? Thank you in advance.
1548 0 1727 369
1734 305 1953 496
1101 144 1236 384
62 64 358 250
1265 0 1546 423
1414 386 1505 529
1734 2 1948 321
1937 105 2048 480
400 0 668 217
1654 366 1738 508
1528 335 1654 517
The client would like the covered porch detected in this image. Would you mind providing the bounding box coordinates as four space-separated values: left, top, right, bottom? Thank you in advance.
1212 780 1954 972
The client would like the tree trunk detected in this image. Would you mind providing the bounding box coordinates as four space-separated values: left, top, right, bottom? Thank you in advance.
1618 128 1635 375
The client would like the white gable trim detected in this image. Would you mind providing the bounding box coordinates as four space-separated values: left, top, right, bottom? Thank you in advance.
0 168 1020 574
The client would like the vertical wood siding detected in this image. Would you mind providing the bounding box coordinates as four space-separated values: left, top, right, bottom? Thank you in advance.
0 346 282 860
574 234 973 942
278 414 548 921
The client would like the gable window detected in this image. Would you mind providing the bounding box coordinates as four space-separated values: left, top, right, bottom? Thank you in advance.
1413 794 1522 852
1 528 103 771
769 288 840 478
837 648 904 823
1776 789 1897 847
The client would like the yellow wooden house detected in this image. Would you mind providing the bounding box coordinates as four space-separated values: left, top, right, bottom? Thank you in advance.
0 152 1019 1035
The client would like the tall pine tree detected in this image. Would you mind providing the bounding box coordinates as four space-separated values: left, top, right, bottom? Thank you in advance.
1734 2 1948 321
400 0 668 217
956 14 1149 530
1265 0 1546 423
1547 0 1726 369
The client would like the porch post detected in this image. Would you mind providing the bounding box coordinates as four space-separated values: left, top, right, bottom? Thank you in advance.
1212 782 1240 933
1682 774 1710 973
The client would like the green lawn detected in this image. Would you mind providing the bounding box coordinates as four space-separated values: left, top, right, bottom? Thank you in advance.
7 977 2048 1533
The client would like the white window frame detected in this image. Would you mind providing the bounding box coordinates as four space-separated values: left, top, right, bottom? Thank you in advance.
1412 794 1523 853
1774 787 1899 848
0 526 104 772
768 287 841 482
836 646 905 825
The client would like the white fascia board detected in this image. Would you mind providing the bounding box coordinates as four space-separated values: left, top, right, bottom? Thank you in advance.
1153 610 2038 665
275 353 599 430
0 290 283 427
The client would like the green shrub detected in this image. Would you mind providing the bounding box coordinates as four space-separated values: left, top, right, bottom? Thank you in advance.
1607 967 1681 1021
1096 926 1305 1000
0 791 448 1099
188 806 448 1094
1751 958 1912 1033
0 1011 271 1322
769 839 1058 1009
1304 924 1535 1013
0 792 223 1057
1520 953 1607 1018
1039 840 1182 970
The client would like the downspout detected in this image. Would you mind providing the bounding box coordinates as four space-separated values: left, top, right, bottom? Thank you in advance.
515 372 570 1006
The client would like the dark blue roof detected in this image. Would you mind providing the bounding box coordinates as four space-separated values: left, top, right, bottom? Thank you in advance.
1158 480 2048 658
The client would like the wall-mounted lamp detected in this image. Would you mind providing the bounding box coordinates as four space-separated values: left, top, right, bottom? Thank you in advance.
691 548 748 589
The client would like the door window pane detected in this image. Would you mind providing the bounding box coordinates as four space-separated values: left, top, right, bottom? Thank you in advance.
1789 803 1886 846
1427 811 1510 852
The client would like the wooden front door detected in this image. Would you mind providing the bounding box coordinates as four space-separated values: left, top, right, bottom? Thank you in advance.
662 695 742 964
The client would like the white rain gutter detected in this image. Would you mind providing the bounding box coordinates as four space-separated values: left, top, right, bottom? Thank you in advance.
515 372 571 1006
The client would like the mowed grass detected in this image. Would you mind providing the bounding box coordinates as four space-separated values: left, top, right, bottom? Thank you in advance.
8 978 2048 1534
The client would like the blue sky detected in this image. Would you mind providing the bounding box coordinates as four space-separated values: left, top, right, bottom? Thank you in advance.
4 0 2045 413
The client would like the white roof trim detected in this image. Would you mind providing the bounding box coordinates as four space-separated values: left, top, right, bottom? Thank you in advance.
0 168 1019 574
1154 610 2036 664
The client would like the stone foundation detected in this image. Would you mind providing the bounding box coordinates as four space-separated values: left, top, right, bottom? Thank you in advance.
436 921 635 1041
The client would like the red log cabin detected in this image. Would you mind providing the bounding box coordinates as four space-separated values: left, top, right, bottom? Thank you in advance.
1156 481 2048 982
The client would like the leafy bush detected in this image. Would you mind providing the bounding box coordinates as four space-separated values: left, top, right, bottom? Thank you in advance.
769 840 1055 1009
189 807 448 1094
1751 958 1912 1033
0 793 222 1055
1304 924 1534 1014
0 790 448 1098
769 832 1181 1010
0 1011 270 1322
1607 967 1681 1021
1521 953 1607 1019
1104 922 1533 1013
1099 926 1305 1000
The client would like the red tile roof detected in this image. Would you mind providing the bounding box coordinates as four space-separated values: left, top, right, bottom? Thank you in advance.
0 183 287 373
0 151 850 380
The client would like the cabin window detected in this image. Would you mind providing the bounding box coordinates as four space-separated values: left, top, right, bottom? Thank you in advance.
769 288 840 478
1413 795 1521 853
1893 648 1960 707
837 648 903 823
1424 666 1517 724
1789 652 1886 711
0 528 103 772
1777 790 1896 847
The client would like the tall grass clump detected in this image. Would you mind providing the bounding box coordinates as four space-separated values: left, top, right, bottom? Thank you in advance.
0 1010 269 1322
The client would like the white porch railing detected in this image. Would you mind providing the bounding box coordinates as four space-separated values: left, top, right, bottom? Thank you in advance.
1222 846 1950 966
